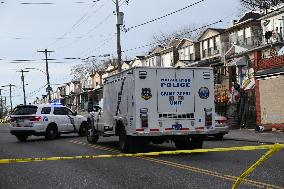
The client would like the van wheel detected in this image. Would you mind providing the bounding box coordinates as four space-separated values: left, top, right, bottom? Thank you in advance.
87 127 99 143
16 135 28 142
191 137 203 149
174 139 190 150
45 124 58 140
214 134 224 140
175 137 203 150
79 122 88 136
119 129 134 153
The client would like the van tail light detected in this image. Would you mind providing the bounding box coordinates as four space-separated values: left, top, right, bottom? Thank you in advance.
140 108 148 128
29 116 42 122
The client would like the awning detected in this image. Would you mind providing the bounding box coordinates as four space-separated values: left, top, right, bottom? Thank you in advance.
227 56 247 66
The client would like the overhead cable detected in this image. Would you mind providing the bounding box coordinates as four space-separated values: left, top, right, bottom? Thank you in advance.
125 0 205 32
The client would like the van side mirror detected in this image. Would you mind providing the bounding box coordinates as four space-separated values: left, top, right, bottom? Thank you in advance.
73 111 78 116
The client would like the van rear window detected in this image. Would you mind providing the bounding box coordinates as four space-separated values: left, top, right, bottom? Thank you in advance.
12 106 38 115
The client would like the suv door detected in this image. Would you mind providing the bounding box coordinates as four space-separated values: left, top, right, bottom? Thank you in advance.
64 108 78 132
53 107 69 131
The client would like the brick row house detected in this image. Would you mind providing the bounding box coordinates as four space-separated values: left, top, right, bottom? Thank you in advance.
35 8 284 130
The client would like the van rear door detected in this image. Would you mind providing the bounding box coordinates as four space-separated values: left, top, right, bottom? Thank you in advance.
157 68 194 113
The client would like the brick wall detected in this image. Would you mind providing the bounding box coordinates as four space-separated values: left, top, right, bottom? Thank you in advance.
257 54 284 71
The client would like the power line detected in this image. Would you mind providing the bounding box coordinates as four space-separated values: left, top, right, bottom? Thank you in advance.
55 13 112 50
124 0 206 32
122 19 222 53
46 1 102 48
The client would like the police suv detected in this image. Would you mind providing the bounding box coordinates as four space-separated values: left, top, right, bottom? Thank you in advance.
10 104 88 141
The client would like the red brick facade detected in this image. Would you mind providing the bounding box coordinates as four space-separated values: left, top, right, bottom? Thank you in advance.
256 54 284 71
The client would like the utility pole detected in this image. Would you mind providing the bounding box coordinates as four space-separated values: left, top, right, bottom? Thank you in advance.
1 84 16 112
115 0 123 72
17 69 29 105
0 89 3 117
38 49 54 102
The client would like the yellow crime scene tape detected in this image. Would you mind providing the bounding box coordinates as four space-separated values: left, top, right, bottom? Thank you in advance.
0 143 283 189
232 143 283 189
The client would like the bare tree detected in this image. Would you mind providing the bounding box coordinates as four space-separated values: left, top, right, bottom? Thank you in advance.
240 0 284 11
151 24 205 47
70 58 107 80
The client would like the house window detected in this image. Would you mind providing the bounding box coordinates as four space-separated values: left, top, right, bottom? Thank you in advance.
189 45 194 60
209 38 214 56
230 32 237 45
184 48 189 60
202 40 208 58
237 29 244 45
213 36 220 54
244 27 252 45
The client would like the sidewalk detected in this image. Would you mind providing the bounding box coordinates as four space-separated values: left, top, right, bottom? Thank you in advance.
224 129 284 144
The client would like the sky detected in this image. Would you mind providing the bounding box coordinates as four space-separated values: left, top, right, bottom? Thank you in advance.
0 0 241 107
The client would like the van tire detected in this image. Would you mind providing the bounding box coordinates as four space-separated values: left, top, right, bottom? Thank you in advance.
16 135 28 142
191 137 203 149
174 139 190 150
175 137 203 150
45 124 58 140
119 128 134 153
214 134 224 140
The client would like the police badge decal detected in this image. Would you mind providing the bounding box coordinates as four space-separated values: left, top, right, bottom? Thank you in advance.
141 88 152 100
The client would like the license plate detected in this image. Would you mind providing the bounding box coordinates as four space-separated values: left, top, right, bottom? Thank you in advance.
172 122 182 130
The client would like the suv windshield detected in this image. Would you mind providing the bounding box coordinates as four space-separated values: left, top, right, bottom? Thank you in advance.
12 105 38 115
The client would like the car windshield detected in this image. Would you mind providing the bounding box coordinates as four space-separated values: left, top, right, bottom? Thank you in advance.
11 105 38 115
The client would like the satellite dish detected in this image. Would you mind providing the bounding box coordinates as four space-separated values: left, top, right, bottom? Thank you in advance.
263 20 270 26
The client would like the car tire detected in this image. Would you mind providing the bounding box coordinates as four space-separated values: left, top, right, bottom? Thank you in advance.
87 126 99 144
45 124 58 140
214 134 224 140
16 135 28 142
78 122 88 137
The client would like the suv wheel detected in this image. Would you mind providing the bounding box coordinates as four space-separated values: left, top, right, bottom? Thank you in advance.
87 127 99 143
16 135 28 142
45 124 58 140
78 122 88 137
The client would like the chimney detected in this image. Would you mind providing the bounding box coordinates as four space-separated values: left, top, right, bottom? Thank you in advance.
231 20 238 27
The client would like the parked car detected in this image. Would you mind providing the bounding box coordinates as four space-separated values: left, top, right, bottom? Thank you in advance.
9 104 88 141
208 113 229 140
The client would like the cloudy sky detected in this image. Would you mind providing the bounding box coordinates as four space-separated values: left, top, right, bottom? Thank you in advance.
0 0 241 107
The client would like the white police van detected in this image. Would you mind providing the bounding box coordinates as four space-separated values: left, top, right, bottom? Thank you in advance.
87 67 216 152
10 104 88 141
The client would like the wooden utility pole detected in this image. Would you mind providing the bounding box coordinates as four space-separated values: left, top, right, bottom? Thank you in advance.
1 84 16 112
38 49 54 102
0 89 3 116
17 69 29 105
116 0 123 72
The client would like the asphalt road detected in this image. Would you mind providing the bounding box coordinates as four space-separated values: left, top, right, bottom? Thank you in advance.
0 124 283 189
